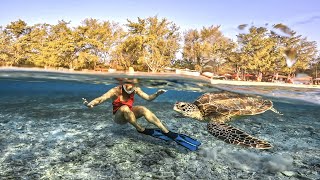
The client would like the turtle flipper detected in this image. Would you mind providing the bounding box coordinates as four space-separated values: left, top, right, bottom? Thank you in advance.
207 122 272 149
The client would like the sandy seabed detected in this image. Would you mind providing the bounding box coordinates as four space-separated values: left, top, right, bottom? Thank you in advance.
0 67 319 179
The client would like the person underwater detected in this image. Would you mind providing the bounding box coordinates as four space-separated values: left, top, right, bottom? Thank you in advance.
82 83 201 151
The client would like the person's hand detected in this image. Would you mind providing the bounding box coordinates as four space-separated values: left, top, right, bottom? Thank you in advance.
82 98 93 108
157 89 167 95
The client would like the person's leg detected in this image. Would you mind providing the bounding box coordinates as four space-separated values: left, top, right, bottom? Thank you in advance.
131 106 201 150
114 108 128 125
132 106 169 133
114 105 145 132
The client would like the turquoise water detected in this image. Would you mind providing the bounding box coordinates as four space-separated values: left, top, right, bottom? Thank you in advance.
0 70 319 179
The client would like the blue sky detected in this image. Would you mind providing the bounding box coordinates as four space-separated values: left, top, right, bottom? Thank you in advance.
1 0 320 47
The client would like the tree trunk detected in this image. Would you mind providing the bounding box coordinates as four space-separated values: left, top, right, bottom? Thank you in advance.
257 72 262 82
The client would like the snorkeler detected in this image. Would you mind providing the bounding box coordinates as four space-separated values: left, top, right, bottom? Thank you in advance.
82 83 201 151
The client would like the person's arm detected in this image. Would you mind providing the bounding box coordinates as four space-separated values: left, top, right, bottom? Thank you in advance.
135 87 167 101
83 87 118 108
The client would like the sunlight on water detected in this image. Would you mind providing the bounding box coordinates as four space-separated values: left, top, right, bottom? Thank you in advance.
1 70 319 105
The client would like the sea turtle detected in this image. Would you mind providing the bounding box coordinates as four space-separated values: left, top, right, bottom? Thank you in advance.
173 91 282 149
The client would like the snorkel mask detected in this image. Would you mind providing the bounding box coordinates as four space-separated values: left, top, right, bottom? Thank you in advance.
122 84 135 94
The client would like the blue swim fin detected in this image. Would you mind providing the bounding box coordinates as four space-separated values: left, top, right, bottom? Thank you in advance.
179 134 201 146
165 132 201 151
139 128 172 141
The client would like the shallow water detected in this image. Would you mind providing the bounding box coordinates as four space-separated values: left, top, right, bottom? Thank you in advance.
0 70 319 179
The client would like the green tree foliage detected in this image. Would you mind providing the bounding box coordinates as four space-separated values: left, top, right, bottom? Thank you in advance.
112 16 180 72
236 26 281 80
311 54 320 78
278 35 318 75
0 19 123 69
27 23 51 67
51 20 79 68
17 20 75 68
0 18 318 77
231 26 318 80
0 26 11 65
183 29 201 68
183 26 235 72
75 18 124 69
1 20 31 66
111 32 144 70
5 19 30 39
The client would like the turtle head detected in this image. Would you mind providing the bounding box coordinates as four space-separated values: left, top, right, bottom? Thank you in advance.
173 102 203 121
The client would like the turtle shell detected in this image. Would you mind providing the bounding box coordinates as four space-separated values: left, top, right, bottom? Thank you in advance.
193 92 273 118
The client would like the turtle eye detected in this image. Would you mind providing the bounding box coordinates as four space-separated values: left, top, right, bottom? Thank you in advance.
181 104 186 108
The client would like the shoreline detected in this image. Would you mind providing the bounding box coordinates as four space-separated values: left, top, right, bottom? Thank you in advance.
1 66 319 89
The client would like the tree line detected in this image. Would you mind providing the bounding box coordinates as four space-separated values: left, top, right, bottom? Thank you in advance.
0 16 319 80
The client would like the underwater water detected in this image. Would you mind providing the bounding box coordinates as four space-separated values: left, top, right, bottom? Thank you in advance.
0 70 319 180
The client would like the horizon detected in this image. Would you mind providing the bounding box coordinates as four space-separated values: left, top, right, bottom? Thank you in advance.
1 0 320 50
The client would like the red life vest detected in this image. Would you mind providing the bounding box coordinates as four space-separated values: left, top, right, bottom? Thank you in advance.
112 86 135 114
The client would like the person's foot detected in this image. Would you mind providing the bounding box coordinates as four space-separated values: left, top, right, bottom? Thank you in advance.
164 131 178 139
138 128 172 141
138 128 152 135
